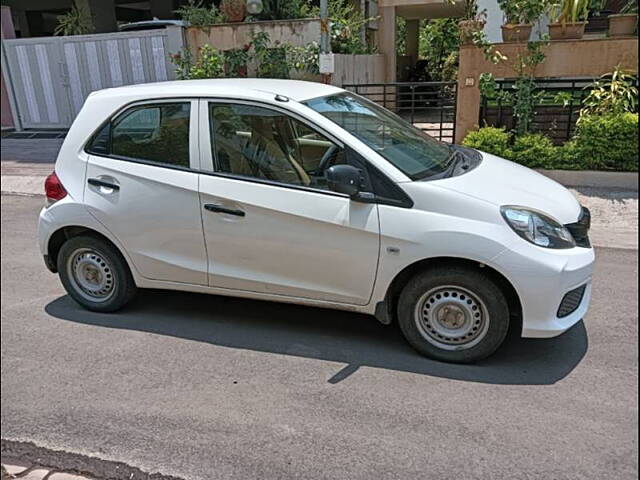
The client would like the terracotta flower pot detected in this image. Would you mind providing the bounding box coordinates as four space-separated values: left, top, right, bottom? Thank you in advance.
608 14 638 37
548 21 587 40
459 19 485 45
501 23 533 42
220 0 246 22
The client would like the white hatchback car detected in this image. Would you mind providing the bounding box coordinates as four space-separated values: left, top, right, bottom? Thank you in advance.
38 79 595 363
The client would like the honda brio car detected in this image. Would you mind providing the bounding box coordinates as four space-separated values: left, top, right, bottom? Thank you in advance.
38 79 594 363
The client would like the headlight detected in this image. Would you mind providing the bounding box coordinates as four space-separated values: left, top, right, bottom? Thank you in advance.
501 206 575 249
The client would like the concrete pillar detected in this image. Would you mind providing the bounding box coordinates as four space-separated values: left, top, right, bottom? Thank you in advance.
77 0 117 33
405 19 419 64
378 6 396 83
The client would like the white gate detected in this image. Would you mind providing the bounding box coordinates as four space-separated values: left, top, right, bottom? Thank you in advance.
1 28 183 129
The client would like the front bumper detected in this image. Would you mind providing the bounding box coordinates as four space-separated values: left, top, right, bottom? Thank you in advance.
493 244 595 338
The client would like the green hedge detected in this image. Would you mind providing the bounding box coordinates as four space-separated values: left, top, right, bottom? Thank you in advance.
462 113 639 172
572 113 638 171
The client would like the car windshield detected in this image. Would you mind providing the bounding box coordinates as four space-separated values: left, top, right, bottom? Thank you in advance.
303 92 453 180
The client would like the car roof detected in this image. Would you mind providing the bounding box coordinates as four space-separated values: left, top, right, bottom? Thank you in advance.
90 79 345 103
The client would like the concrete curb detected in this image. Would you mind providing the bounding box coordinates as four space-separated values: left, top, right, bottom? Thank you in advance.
537 169 639 191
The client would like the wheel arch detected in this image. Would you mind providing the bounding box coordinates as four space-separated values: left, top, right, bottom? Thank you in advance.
46 226 134 277
375 256 522 331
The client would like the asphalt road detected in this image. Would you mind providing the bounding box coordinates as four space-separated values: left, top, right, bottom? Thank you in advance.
1 194 638 480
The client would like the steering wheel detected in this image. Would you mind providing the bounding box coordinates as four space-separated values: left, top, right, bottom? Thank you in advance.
316 145 340 176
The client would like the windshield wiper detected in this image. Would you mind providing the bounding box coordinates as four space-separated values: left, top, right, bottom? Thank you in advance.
444 149 471 177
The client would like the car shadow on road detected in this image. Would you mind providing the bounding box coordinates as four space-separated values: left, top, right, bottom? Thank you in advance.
45 289 588 386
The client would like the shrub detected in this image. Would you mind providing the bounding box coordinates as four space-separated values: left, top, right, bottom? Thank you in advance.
175 0 225 26
510 133 558 169
461 127 511 157
572 113 639 171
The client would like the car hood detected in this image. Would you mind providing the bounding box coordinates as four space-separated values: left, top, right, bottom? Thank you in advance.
424 152 582 224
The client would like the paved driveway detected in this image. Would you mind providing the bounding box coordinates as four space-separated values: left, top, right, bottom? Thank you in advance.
1 194 638 480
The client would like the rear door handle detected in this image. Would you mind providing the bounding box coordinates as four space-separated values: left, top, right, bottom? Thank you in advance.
88 178 120 191
204 203 245 217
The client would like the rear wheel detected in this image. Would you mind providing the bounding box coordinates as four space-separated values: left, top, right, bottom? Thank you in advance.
57 235 137 312
397 267 510 363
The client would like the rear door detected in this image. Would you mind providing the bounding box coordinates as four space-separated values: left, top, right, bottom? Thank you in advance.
197 100 380 305
84 99 208 285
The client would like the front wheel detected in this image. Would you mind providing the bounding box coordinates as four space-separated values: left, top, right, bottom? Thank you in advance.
397 267 510 363
57 235 137 312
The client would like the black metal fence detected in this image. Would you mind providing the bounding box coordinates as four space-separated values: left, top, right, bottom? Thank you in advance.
343 82 458 143
479 77 638 144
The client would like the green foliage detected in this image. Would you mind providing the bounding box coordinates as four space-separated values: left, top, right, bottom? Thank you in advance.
580 66 638 118
224 46 251 77
463 114 639 172
547 0 590 23
498 0 547 24
418 19 460 81
256 0 315 20
174 0 226 26
170 31 315 80
510 133 557 168
572 113 639 171
170 45 224 79
54 0 94 36
251 31 293 78
621 0 638 13
328 0 375 54
479 40 549 135
461 127 511 157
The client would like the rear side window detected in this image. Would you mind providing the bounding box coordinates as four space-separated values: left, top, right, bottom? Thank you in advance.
87 102 191 168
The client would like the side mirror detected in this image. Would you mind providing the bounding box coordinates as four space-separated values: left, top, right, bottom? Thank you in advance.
326 164 361 197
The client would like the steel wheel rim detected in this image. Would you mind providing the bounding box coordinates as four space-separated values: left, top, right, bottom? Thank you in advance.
414 285 490 351
67 248 116 303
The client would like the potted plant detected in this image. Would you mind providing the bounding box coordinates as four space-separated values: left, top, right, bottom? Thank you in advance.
547 0 590 39
457 0 486 45
498 0 546 42
220 0 246 22
609 0 638 37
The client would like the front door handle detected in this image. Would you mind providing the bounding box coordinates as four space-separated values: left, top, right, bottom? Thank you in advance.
204 203 245 217
88 178 120 191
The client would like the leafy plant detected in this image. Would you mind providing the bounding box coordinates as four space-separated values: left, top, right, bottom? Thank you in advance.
510 133 557 168
572 112 639 171
174 0 226 27
498 0 547 24
250 32 292 78
621 0 638 13
54 0 94 36
224 45 251 77
580 66 639 118
479 39 549 135
461 127 512 156
256 0 315 20
462 115 639 172
547 0 590 23
170 45 224 79
418 19 460 81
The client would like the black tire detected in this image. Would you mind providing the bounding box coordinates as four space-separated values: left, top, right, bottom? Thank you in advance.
57 235 137 312
397 266 510 363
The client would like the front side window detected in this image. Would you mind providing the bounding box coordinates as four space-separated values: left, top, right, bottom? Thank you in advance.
108 102 191 167
304 93 453 180
209 103 345 190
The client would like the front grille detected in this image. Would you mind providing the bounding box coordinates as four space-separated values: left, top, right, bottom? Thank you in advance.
565 206 591 248
557 285 587 318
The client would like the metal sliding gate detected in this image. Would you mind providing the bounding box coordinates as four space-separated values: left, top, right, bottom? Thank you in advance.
343 81 458 143
1 28 182 129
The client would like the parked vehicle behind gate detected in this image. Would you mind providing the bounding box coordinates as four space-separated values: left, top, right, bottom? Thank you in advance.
37 79 595 363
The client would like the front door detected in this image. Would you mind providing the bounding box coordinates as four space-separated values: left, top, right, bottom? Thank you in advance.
84 100 207 285
198 101 380 305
